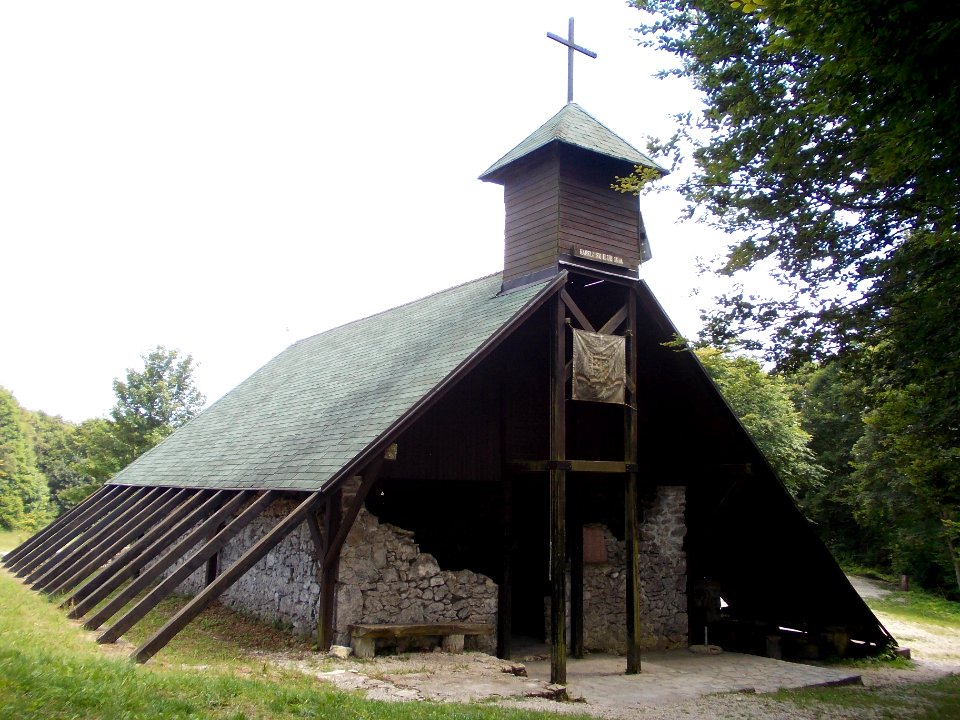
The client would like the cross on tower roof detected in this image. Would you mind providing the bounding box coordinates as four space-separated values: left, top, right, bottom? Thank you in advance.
547 17 597 104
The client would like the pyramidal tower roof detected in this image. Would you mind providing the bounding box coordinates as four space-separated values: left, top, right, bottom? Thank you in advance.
479 102 666 183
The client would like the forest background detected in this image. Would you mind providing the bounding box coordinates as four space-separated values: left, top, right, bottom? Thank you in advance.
3 0 958 596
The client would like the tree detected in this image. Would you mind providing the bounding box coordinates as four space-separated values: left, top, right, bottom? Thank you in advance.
27 411 85 513
694 347 824 496
631 0 960 592
0 387 50 530
630 0 960 365
109 346 206 467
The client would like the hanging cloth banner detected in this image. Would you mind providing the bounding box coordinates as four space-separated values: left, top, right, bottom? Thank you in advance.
571 329 626 404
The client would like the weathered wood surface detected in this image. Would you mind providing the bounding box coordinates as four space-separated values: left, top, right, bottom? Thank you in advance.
624 290 642 675
549 291 568 686
349 622 494 638
67 490 224 619
86 490 253 633
132 490 323 664
3 486 111 568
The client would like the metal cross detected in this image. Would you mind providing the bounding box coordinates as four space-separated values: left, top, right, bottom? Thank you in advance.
547 18 597 104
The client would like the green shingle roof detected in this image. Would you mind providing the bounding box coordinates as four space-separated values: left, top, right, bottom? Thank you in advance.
479 103 666 182
110 274 552 492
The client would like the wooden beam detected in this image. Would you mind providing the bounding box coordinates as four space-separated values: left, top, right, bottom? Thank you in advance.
133 490 323 663
560 288 595 333
570 483 584 659
322 460 383 572
599 304 628 335
48 487 184 596
508 459 637 474
64 490 211 612
3 486 111 568
84 490 251 631
317 490 342 651
8 486 120 575
497 475 513 659
97 491 273 644
624 291 642 675
29 486 149 587
549 292 568 685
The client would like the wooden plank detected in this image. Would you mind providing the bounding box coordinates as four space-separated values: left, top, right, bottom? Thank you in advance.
96 491 271 643
48 487 184 596
64 490 210 612
599 305 628 335
29 486 149 587
624 291 642 675
84 490 251 631
560 288 595 332
349 623 493 638
35 486 165 593
3 486 110 567
12 486 122 576
322 460 384 572
317 490 342 651
549 292 568 686
132 490 324 663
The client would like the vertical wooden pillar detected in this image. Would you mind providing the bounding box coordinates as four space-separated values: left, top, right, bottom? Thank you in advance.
497 473 513 659
317 488 342 651
549 292 568 685
624 290 642 674
570 483 584 658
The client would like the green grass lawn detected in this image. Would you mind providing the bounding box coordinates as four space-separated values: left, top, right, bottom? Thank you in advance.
0 530 30 555
0 568 582 720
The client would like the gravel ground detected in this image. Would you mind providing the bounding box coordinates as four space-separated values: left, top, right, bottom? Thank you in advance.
264 575 960 719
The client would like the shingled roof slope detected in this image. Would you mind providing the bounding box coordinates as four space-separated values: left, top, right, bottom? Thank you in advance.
110 274 550 492
479 102 666 181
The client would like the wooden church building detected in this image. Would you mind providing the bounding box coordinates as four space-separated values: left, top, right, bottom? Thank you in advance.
4 102 893 684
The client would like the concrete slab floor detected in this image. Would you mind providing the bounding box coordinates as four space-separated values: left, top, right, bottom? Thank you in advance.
522 650 862 708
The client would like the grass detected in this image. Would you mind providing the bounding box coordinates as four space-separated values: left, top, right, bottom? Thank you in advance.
868 589 960 630
0 530 30 555
774 675 960 719
0 568 584 720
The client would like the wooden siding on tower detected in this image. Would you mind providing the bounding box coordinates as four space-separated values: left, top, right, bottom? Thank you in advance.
558 171 641 268
503 153 560 286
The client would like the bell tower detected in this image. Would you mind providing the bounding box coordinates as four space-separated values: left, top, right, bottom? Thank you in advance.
479 103 666 292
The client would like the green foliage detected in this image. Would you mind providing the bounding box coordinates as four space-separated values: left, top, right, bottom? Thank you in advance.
693 347 824 496
634 0 960 593
109 345 206 467
0 387 50 531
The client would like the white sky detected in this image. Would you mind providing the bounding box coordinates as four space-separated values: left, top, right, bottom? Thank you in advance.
1 0 735 423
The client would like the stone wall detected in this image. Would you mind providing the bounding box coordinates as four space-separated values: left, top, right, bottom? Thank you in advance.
582 485 688 652
156 497 321 636
333 507 498 653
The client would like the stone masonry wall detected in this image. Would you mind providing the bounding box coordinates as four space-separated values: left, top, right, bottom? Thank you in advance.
156 497 320 635
333 507 498 653
582 485 688 652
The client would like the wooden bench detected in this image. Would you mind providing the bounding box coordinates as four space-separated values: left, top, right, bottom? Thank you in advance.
348 622 494 658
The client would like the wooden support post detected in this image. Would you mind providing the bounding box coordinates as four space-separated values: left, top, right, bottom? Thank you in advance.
549 292 568 685
97 491 274 644
84 490 251 632
317 489 342 651
49 487 183 596
624 290 642 675
497 473 513 659
3 486 110 567
133 490 323 664
9 486 120 575
65 490 211 612
30 486 149 588
570 481 584 659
